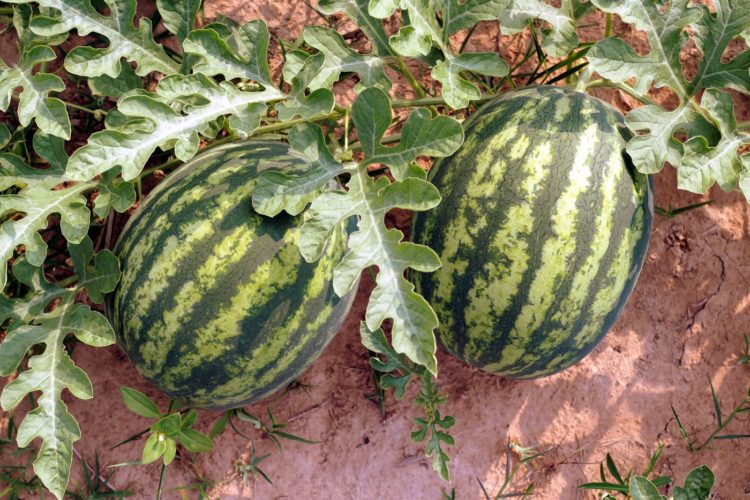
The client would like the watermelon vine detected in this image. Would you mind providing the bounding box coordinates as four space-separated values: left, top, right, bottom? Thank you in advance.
0 0 748 496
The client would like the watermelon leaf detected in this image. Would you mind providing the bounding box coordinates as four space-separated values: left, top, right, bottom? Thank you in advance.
588 0 750 199
156 0 200 42
303 26 391 93
183 20 274 85
0 45 71 140
499 0 584 58
254 88 463 374
688 0 750 94
368 0 510 108
0 260 115 500
588 0 699 96
87 60 143 98
68 237 121 304
66 74 283 181
0 181 92 290
317 0 393 55
4 0 179 78
679 90 750 195
275 54 336 121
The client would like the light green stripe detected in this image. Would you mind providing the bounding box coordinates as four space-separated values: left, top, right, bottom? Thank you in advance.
432 122 527 332
121 181 258 332
463 141 553 364
135 223 257 376
507 124 599 346
159 229 303 381
537 145 623 352
186 226 344 407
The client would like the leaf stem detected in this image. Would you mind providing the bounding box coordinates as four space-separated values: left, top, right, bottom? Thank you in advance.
738 121 750 132
0 7 14 15
65 101 107 117
393 57 428 99
604 13 613 38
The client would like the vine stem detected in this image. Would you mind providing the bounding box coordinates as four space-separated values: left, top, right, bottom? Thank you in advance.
391 93 498 109
585 79 658 107
738 121 750 132
0 7 13 14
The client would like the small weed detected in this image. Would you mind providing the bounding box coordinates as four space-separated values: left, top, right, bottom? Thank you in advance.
477 440 551 499
234 445 273 486
579 445 671 497
671 379 750 451
654 200 712 218
65 452 134 499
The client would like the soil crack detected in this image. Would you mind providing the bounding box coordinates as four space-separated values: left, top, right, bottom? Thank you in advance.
684 253 726 331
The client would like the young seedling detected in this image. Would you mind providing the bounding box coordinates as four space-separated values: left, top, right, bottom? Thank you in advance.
65 452 134 499
234 446 273 486
119 387 214 467
477 440 551 499
671 379 750 451
579 445 671 497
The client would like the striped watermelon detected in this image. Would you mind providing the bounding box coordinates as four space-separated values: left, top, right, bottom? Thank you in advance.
107 141 355 410
411 85 653 379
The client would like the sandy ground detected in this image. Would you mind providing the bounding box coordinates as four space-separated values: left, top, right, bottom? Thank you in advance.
2 1 750 499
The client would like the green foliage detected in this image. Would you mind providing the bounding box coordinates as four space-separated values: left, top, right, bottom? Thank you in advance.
587 0 750 198
119 387 214 466
0 258 118 499
0 45 70 139
580 446 715 499
0 0 747 495
362 325 455 480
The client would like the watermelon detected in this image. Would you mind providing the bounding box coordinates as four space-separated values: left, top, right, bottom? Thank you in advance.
411 85 653 379
107 141 355 410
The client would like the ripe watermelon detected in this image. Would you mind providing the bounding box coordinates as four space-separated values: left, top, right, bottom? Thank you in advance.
411 85 653 379
107 141 355 410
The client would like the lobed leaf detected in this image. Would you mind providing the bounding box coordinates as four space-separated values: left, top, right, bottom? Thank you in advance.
0 45 71 139
254 88 463 373
0 262 115 499
68 237 121 304
67 74 283 181
0 181 91 290
679 90 750 195
442 0 509 38
156 0 200 42
303 26 391 92
499 0 582 57
589 0 700 97
317 0 393 55
275 54 335 120
689 0 750 94
624 102 717 175
432 52 508 109
184 20 274 85
6 0 179 77
88 60 143 98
